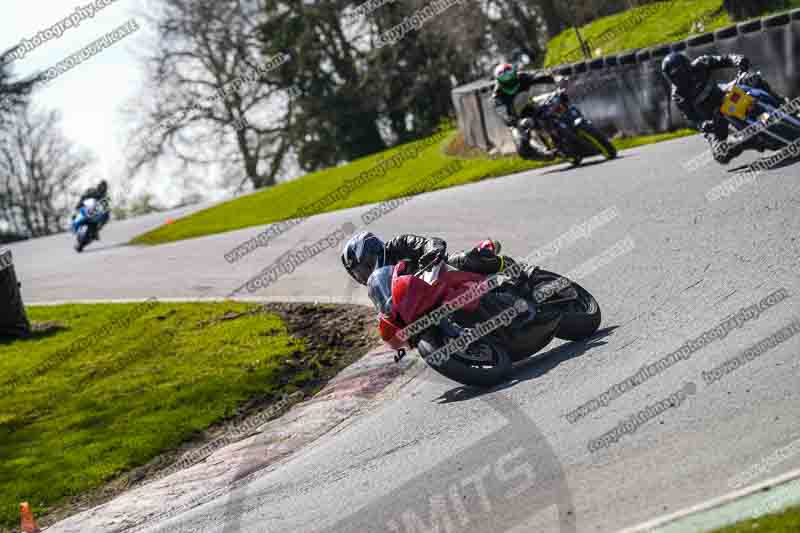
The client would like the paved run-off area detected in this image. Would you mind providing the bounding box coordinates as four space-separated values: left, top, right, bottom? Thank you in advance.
10 134 800 532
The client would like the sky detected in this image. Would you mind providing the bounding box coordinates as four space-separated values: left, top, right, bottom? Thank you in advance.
1 0 208 206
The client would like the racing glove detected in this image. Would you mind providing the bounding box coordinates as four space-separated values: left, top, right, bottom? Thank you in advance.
419 247 447 269
518 117 535 131
699 120 716 134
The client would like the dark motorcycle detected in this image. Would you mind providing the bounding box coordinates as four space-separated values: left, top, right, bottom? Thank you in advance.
367 257 601 388
518 87 617 166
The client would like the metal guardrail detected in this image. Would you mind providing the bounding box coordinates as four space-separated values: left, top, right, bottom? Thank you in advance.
452 9 800 151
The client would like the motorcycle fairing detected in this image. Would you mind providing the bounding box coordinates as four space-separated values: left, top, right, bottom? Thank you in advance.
72 199 106 233
720 85 755 120
720 83 800 149
379 315 405 349
391 263 488 327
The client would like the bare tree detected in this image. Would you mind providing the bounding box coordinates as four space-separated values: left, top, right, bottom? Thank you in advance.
128 0 611 198
127 0 293 191
0 46 40 129
0 106 92 237
0 46 54 237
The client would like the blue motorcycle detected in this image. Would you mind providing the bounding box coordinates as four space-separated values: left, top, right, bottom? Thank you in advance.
71 198 109 252
717 71 800 154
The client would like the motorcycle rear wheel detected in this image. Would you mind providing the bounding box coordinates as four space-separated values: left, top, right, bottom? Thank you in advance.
752 99 800 145
417 331 512 388
531 269 602 341
769 120 800 145
576 124 617 160
553 281 601 341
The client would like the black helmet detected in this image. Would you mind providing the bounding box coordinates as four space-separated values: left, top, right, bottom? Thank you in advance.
97 180 108 196
341 231 385 285
662 52 692 90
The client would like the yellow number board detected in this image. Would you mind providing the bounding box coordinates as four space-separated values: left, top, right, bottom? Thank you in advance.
721 86 754 120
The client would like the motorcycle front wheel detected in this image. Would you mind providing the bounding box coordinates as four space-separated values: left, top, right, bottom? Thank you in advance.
417 330 512 388
75 226 91 253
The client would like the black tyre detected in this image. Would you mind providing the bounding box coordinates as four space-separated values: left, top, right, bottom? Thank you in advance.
756 98 800 144
770 121 800 145
577 124 617 160
417 330 512 388
554 281 601 341
531 269 601 341
75 227 91 253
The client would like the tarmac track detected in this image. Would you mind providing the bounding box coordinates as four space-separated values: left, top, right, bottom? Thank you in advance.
13 134 800 532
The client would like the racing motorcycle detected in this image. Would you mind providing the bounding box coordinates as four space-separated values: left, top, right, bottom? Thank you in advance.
715 70 800 155
367 255 602 388
516 86 617 166
71 198 108 252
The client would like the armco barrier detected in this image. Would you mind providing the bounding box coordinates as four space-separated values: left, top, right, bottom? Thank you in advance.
452 8 800 152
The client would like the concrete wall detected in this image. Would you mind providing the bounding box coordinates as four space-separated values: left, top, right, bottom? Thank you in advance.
452 9 800 152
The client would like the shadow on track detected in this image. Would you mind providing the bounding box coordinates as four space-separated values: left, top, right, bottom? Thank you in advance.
541 156 629 175
727 153 800 173
0 321 66 345
73 242 128 254
433 325 619 404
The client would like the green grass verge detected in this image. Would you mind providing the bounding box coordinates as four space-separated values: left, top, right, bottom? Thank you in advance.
132 127 693 246
545 0 800 67
709 504 800 532
132 130 548 245
0 301 312 528
615 128 696 150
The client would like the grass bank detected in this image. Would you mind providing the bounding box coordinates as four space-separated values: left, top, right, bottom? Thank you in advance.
0 301 375 530
132 130 548 245
132 127 695 246
709 503 800 532
544 0 800 67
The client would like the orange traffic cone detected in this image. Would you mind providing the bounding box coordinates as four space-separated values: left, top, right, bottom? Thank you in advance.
20 502 40 533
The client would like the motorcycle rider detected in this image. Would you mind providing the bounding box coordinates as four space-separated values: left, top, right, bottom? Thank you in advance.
661 51 784 164
74 179 111 237
341 231 537 289
492 63 564 161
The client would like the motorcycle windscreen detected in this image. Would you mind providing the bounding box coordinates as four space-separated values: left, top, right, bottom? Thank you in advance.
367 266 394 316
82 198 98 216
